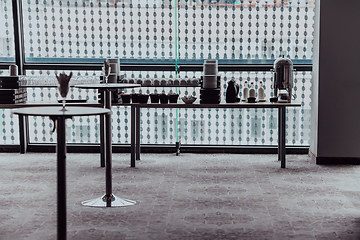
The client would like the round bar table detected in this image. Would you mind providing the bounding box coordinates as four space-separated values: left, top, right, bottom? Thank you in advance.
74 83 140 208
12 106 111 240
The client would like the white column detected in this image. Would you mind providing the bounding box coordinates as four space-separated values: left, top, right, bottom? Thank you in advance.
311 0 360 163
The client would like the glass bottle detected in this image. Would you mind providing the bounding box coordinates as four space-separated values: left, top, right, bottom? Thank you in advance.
243 80 249 101
258 81 265 100
249 81 256 98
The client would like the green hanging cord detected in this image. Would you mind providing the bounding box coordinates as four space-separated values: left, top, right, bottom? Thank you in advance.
175 0 179 144
175 0 178 77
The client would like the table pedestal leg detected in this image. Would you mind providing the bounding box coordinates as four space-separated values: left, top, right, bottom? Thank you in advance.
105 90 112 206
57 117 67 240
82 89 136 207
136 106 141 160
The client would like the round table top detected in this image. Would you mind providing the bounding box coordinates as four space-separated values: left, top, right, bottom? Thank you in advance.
12 106 110 117
74 83 141 89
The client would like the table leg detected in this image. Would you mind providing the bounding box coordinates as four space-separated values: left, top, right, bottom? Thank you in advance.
176 141 181 156
104 89 113 206
100 114 105 167
57 116 67 240
278 106 286 168
136 106 141 160
82 89 136 207
131 105 136 167
19 115 28 154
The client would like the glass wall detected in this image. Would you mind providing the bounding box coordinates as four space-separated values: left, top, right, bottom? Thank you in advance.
0 0 314 147
0 0 15 63
22 0 314 62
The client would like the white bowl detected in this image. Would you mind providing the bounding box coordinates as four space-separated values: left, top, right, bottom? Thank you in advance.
181 96 197 104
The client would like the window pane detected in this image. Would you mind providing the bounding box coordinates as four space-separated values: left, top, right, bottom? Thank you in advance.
16 70 311 146
0 0 15 62
22 0 314 64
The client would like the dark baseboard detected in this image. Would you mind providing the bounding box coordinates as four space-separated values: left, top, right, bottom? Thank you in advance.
0 145 21 152
0 144 309 154
308 149 360 165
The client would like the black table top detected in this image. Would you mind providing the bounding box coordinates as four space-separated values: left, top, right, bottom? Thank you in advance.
12 106 110 117
74 83 141 89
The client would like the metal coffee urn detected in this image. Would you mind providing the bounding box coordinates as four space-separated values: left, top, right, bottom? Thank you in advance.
272 57 294 103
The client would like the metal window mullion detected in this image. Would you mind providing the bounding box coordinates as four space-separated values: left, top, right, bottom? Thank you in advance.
12 0 25 75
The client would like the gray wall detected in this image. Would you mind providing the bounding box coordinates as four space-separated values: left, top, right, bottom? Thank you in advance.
311 0 360 158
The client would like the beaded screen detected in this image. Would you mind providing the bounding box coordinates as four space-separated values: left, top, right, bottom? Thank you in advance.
0 0 314 146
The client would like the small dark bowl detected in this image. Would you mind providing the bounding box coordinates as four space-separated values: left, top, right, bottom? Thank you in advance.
138 94 149 103
270 97 278 103
121 94 131 103
159 94 169 104
150 94 159 103
131 93 140 103
168 94 179 103
247 97 256 103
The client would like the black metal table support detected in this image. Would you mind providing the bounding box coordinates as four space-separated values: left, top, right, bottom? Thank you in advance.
56 115 68 240
75 84 139 207
176 141 181 156
130 105 141 165
100 110 105 167
104 89 113 206
131 106 136 167
278 106 286 168
19 115 28 154
136 106 141 160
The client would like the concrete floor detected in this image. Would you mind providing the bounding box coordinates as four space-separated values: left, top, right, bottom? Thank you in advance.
0 152 360 239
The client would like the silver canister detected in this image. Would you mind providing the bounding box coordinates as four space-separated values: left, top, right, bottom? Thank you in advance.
9 64 18 76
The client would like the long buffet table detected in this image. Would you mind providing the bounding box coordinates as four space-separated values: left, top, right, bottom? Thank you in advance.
128 101 301 168
3 100 301 169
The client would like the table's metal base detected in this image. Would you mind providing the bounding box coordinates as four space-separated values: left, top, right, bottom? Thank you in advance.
81 194 136 207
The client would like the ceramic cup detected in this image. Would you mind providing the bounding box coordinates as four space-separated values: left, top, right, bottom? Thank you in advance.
161 79 167 86
191 78 199 86
180 79 187 85
144 79 152 86
153 79 160 86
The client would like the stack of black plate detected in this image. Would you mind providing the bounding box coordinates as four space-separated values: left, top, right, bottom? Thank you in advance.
0 76 27 104
200 75 221 104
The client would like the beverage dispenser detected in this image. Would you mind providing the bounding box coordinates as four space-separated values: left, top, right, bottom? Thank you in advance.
273 57 294 103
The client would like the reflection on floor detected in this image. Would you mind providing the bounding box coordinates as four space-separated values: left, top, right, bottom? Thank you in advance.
0 152 359 239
